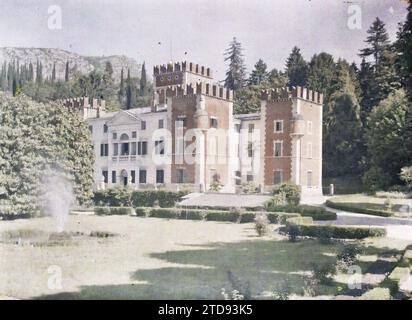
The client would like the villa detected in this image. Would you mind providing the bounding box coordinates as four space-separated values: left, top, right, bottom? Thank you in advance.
65 61 324 195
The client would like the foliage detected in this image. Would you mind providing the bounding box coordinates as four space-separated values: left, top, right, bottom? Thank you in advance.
254 213 269 236
363 89 412 188
209 180 222 192
94 206 134 216
311 262 336 285
336 244 362 271
93 188 189 208
265 203 336 221
0 93 94 218
400 166 412 188
285 46 308 87
224 37 246 92
283 224 386 239
241 181 258 194
248 59 268 85
271 182 301 205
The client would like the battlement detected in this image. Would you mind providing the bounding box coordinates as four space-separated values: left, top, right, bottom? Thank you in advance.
261 86 323 104
63 97 106 110
153 61 212 79
156 82 233 101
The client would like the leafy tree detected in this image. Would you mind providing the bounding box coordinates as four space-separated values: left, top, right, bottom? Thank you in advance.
306 52 335 94
285 46 308 87
224 37 246 91
267 68 288 88
248 59 268 85
0 93 94 218
233 85 261 114
364 89 412 188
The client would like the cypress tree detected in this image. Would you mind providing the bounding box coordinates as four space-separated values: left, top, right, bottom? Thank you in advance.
139 62 147 96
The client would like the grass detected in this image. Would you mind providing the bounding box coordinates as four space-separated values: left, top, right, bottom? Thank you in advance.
327 194 412 218
0 215 402 300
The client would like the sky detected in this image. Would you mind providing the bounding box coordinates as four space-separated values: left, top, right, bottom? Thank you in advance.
0 0 408 81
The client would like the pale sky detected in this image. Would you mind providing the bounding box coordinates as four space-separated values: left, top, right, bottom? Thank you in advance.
0 0 408 81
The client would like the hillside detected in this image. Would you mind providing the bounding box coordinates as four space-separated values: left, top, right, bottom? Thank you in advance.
0 47 141 82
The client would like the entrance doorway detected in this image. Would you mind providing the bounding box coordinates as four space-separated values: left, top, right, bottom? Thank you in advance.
120 169 128 186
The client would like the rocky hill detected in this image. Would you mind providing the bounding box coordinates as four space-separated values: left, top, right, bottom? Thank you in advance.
0 47 141 82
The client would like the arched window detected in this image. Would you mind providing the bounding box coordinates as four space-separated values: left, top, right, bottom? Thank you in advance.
120 133 129 141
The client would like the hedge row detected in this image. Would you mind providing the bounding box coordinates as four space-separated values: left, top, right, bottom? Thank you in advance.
282 224 386 239
325 200 393 217
134 207 300 224
265 204 337 221
93 189 189 208
94 206 135 216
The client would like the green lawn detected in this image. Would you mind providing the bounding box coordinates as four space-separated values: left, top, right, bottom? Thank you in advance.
0 215 395 300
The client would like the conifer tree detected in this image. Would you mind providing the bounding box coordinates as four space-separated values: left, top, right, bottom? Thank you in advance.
248 59 268 86
285 46 308 87
224 37 246 91
65 61 70 82
139 62 147 96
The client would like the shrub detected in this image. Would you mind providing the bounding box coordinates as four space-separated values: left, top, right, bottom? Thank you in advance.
254 213 269 236
239 212 256 223
205 210 240 222
312 263 336 285
325 200 393 217
286 224 301 242
400 166 412 188
209 181 222 192
134 207 150 217
282 224 386 239
241 182 258 194
149 208 182 219
267 212 301 224
265 203 336 221
272 183 301 205
93 189 189 208
180 209 206 221
94 206 134 216
379 278 399 297
270 191 288 206
336 244 362 270
376 191 409 199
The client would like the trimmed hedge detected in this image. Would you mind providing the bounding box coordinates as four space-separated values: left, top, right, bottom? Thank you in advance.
133 207 301 224
265 204 337 221
282 224 386 239
93 188 189 208
326 200 393 217
94 206 135 216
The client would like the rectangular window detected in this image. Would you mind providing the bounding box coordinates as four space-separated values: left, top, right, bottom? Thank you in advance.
101 144 108 156
158 119 164 129
248 142 254 158
141 121 146 130
307 171 313 188
102 170 108 183
210 117 218 128
132 131 137 138
247 172 254 182
130 170 136 184
176 169 185 184
113 143 119 156
274 141 283 157
112 132 117 139
121 143 129 156
138 141 148 155
273 170 283 185
131 142 137 155
103 124 108 133
111 171 116 183
248 123 254 133
307 121 313 135
156 169 165 184
235 171 241 186
274 120 283 133
235 124 241 133
88 125 93 133
155 140 165 155
307 142 313 158
139 169 147 184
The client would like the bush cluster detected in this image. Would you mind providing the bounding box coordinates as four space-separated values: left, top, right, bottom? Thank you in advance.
283 224 386 239
94 206 135 216
93 188 189 208
265 203 337 221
